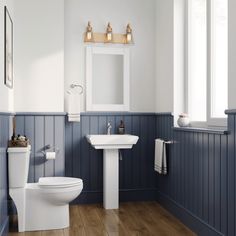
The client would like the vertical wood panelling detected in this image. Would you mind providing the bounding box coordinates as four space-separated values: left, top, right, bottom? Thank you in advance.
140 116 148 188
34 116 45 181
221 134 228 235
147 115 156 189
227 114 235 236
15 115 65 183
24 116 35 182
72 122 81 178
65 120 73 177
116 115 125 188
0 114 10 235
183 132 188 208
131 116 141 189
15 112 236 236
203 133 209 223
208 134 214 226
198 133 203 219
44 116 54 177
64 113 156 203
193 132 198 216
15 116 24 135
214 135 221 231
80 116 91 191
156 114 232 236
90 116 99 190
123 115 132 189
55 116 65 177
15 111 236 235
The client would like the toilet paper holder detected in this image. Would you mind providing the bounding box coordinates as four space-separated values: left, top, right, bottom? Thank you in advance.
41 145 60 156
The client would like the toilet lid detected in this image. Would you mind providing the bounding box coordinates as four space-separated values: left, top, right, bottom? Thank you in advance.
38 177 82 188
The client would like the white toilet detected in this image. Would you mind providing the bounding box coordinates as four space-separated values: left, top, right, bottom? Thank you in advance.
8 146 83 232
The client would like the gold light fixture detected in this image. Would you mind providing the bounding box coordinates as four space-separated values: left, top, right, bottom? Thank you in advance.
106 22 113 42
85 21 93 42
126 23 132 43
84 22 133 44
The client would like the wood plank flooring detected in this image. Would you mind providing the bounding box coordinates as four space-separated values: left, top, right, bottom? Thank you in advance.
8 202 196 236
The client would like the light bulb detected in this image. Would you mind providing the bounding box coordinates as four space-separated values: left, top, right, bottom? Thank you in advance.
106 22 113 42
126 23 132 43
85 21 93 41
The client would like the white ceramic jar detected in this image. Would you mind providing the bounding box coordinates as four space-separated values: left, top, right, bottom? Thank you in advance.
177 114 190 127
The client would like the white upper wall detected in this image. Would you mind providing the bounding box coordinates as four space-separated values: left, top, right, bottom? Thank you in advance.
155 0 236 113
13 0 64 112
228 0 236 109
65 0 156 112
0 0 14 113
173 0 185 121
155 0 174 113
4 0 235 113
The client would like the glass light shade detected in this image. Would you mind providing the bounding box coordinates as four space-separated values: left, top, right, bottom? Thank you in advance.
126 24 133 44
106 23 113 42
126 32 132 43
85 21 93 42
86 31 92 41
106 32 112 41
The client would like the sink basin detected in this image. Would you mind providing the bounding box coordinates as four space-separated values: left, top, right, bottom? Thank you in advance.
86 134 139 149
86 134 139 210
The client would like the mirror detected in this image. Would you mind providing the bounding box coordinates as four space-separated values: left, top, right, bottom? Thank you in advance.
86 46 130 111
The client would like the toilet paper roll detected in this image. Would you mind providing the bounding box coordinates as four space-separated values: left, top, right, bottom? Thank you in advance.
46 152 56 160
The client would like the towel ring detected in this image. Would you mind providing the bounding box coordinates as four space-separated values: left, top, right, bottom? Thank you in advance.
67 84 83 95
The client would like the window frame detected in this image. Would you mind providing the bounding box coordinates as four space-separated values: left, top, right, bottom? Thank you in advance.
186 0 228 127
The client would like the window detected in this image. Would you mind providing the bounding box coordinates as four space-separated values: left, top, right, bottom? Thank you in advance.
187 0 228 126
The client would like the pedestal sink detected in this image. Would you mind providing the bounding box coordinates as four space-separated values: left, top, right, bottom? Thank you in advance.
86 134 139 209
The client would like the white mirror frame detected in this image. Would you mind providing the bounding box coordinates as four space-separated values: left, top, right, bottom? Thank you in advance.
86 46 130 111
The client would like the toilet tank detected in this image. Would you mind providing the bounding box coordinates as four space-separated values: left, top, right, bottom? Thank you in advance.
8 146 31 188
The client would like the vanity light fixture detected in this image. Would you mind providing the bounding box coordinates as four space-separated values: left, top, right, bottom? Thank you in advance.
85 21 93 42
84 22 134 44
126 24 132 43
106 22 113 42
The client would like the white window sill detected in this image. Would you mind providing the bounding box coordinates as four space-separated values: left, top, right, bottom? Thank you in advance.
173 126 228 135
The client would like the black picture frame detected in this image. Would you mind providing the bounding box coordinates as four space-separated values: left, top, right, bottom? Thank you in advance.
4 6 13 89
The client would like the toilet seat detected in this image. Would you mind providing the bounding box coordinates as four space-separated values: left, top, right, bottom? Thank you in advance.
38 177 82 189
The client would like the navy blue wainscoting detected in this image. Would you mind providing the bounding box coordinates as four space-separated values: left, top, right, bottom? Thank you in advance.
0 113 11 236
65 112 157 203
15 113 66 183
15 112 157 204
155 113 230 236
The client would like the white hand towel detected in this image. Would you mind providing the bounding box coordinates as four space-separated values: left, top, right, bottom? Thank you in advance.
67 93 81 122
155 139 167 175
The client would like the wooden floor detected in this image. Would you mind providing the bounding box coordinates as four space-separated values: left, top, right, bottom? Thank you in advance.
8 202 196 236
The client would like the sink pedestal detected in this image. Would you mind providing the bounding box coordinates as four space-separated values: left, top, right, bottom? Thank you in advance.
86 134 139 209
103 149 119 209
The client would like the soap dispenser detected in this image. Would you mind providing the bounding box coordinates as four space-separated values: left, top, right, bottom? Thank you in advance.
118 120 125 134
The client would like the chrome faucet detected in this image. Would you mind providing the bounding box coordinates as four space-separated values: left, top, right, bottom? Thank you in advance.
107 122 112 135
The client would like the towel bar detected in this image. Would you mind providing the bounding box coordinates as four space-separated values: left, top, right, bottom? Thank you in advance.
164 140 174 144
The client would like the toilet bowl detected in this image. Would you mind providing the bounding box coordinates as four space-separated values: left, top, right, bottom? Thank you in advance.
8 146 83 232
